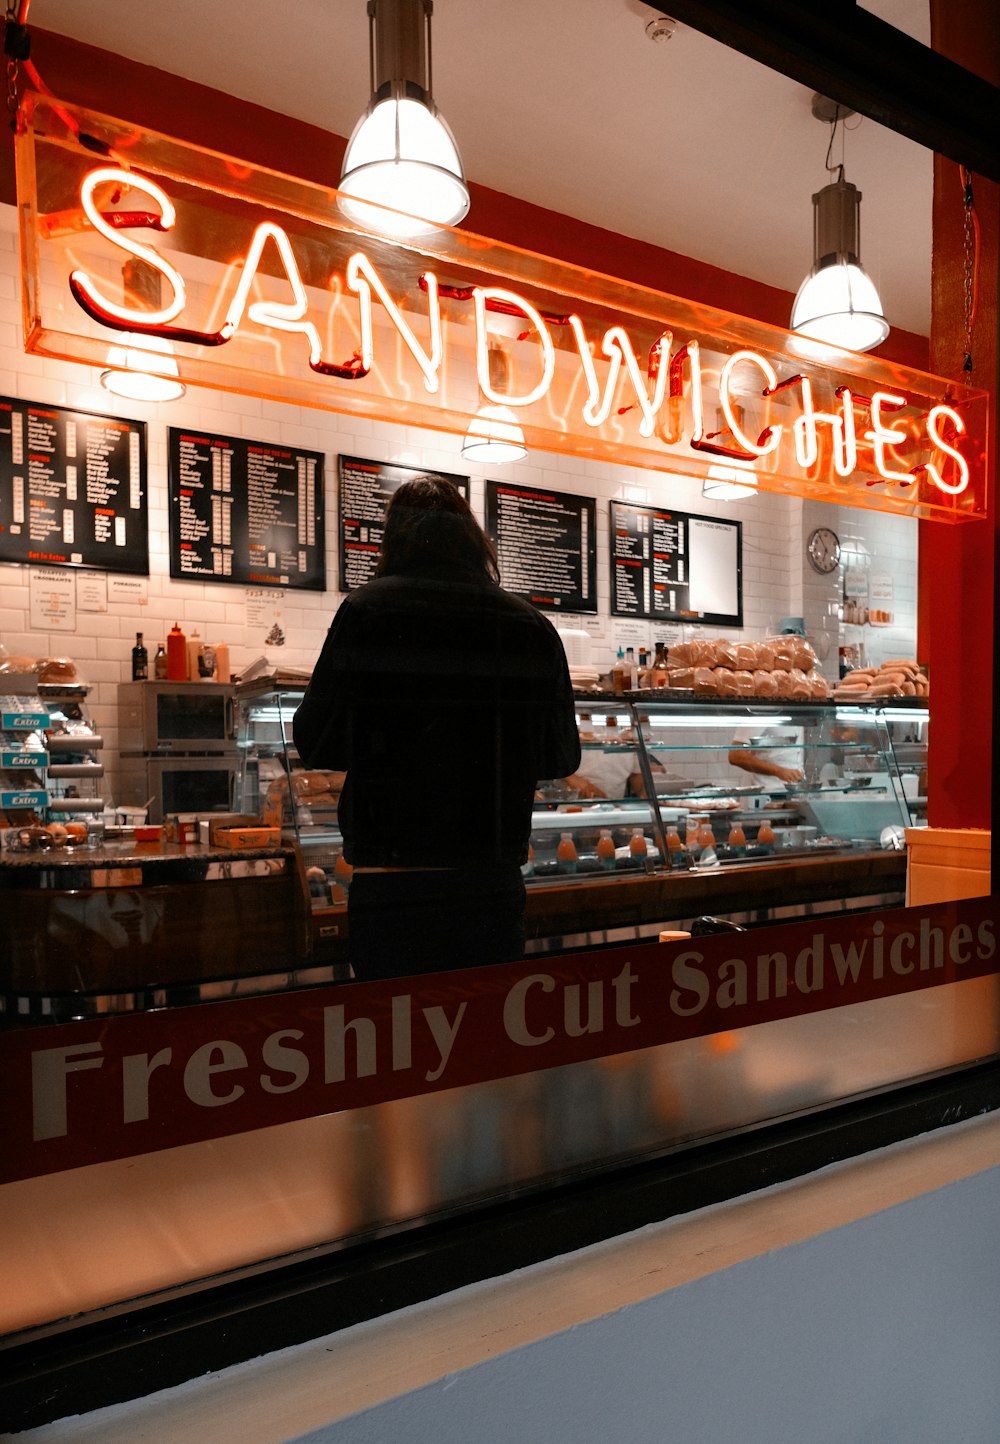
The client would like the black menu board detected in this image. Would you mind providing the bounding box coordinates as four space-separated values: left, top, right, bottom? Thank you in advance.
338 455 469 591
486 481 597 614
0 395 148 574
611 502 742 626
168 428 325 590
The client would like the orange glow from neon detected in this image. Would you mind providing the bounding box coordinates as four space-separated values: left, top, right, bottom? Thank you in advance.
925 405 970 495
719 350 780 456
70 168 186 326
865 391 911 485
223 221 323 361
473 288 554 407
793 377 858 477
670 341 705 446
568 319 670 437
346 254 442 393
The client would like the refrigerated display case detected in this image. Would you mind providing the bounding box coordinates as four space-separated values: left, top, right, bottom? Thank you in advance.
234 682 924 955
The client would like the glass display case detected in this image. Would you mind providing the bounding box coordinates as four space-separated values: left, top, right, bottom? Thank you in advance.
235 682 927 938
529 696 928 880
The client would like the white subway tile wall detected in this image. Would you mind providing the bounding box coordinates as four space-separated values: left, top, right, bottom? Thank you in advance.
0 205 918 805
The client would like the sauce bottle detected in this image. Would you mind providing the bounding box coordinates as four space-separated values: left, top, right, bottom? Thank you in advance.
557 832 578 873
187 627 203 682
625 647 638 689
153 642 168 679
214 641 231 684
166 622 188 681
332 853 354 903
597 828 616 871
131 631 148 681
637 648 649 687
612 648 628 695
651 641 669 688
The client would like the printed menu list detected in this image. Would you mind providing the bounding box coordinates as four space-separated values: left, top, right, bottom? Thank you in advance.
168 428 325 590
486 481 597 614
338 456 469 591
0 395 148 574
611 501 742 625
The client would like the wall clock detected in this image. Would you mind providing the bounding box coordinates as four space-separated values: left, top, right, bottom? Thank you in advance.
807 527 841 574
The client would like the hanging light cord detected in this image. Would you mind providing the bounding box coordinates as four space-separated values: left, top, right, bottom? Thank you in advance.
959 165 980 377
823 105 845 185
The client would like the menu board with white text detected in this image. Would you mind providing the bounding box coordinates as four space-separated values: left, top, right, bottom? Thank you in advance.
168 428 325 589
611 502 742 626
338 455 469 591
486 480 597 613
0 395 148 574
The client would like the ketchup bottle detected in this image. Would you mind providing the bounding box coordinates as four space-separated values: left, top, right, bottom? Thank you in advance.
166 622 188 681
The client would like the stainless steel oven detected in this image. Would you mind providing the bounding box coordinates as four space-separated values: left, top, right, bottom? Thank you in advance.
116 754 236 822
117 682 235 754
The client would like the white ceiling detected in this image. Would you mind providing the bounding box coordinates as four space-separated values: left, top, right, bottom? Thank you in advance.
32 0 933 335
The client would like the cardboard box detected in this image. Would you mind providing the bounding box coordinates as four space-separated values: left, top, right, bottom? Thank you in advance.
215 826 281 849
198 813 260 846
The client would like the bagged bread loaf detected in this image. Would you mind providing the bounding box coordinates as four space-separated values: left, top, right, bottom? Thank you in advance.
733 670 755 696
714 640 738 670
713 667 738 696
788 667 812 700
769 638 795 671
693 667 717 695
668 666 695 689
753 669 779 697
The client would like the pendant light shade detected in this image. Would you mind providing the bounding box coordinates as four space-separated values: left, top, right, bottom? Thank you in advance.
462 404 527 464
339 0 469 238
790 176 889 354
101 333 185 402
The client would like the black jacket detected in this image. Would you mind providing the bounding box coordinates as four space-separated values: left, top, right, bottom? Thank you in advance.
293 566 581 867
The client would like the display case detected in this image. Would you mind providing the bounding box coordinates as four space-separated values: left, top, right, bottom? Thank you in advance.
38 682 105 818
234 682 925 954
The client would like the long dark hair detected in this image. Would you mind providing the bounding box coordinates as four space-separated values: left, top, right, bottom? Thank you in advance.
376 477 500 583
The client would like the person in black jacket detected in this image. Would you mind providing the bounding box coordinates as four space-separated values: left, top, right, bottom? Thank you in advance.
293 476 580 980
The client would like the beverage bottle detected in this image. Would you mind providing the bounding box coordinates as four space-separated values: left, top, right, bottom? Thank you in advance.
214 641 231 683
333 853 354 903
727 822 747 855
166 623 187 680
597 828 616 871
153 643 168 679
629 828 648 863
685 815 701 859
697 820 716 852
556 831 578 874
187 627 203 682
757 820 775 851
131 632 148 681
612 648 628 695
665 824 683 862
625 647 638 689
522 843 535 879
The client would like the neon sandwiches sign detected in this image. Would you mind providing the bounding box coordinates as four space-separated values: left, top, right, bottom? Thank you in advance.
16 93 989 521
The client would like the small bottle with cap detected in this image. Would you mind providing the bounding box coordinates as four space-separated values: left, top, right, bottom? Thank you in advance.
556 832 578 874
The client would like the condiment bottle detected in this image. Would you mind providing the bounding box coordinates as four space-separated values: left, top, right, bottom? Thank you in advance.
333 853 354 903
612 648 628 695
651 642 669 687
187 627 203 682
131 631 148 681
637 648 649 687
625 647 638 689
214 641 231 684
166 622 188 680
153 642 168 679
597 828 616 871
727 822 746 855
757 820 775 850
556 831 578 873
629 828 648 862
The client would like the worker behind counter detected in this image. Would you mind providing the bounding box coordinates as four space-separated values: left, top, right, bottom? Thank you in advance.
727 723 805 786
292 476 580 982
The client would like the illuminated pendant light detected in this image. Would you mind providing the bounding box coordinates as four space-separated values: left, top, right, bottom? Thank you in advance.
100 259 186 401
463 341 526 463
790 98 889 354
101 334 185 402
702 406 757 499
339 0 470 239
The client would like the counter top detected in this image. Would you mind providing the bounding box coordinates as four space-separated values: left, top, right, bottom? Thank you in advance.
0 838 296 887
